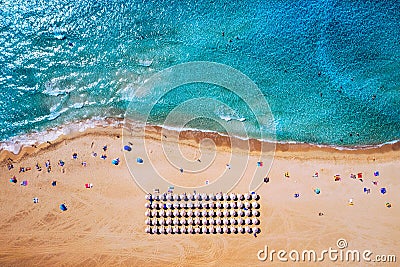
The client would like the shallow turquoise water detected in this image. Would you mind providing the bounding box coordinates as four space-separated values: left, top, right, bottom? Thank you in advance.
0 0 399 146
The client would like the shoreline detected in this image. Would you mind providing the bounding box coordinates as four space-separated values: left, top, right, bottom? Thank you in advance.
2 118 399 163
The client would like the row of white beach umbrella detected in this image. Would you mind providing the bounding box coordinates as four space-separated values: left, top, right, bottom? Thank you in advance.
145 208 260 218
145 217 260 226
145 225 260 234
145 192 259 202
145 201 259 210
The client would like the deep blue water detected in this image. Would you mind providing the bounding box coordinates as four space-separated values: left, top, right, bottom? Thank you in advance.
0 0 399 146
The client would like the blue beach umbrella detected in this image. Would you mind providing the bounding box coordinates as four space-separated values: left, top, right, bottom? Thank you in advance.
136 157 144 164
124 145 132 151
314 188 321 194
60 204 67 211
380 188 387 194
112 158 120 165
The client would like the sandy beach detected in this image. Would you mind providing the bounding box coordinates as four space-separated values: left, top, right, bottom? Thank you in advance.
0 124 399 266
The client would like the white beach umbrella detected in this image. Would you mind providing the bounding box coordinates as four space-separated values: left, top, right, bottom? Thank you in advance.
173 226 179 234
229 218 236 225
244 193 250 200
179 202 186 209
208 210 215 217
145 226 151 233
166 218 172 225
187 210 193 217
187 193 192 201
166 210 172 217
252 192 259 200
237 201 243 208
209 193 215 201
179 193 186 200
202 218 208 225
238 226 244 234
159 218 166 225
252 218 260 225
173 210 180 217
230 193 237 200
180 210 186 217
173 194 179 201
188 226 194 234
201 210 208 217
166 202 172 209
145 194 151 200
161 226 167 234
201 193 207 201
145 210 151 217
190 194 196 201
252 210 259 217
187 202 194 209
209 225 215 234
145 218 151 225
245 209 251 217
201 226 208 234
237 218 244 225
166 226 172 234
237 193 243 200
161 194 167 201
223 226 229 233
151 210 158 217
194 193 200 200
216 193 222 200
180 218 187 225
223 193 229 200
216 201 222 208
230 202 237 209
230 226 237 234
245 226 252 233
193 202 200 208
150 227 156 234
216 218 222 225
159 210 165 217
173 202 180 209
229 210 237 217
167 194 173 201
252 227 260 234
194 210 201 217
238 210 244 217
202 202 209 209
151 202 158 209
151 218 157 226
154 195 160 201
194 218 201 225
209 202 215 209
173 218 179 225
216 226 222 233
188 218 194 225
223 218 229 225
145 202 151 209
223 202 230 209
244 202 250 209
180 226 188 234
223 210 230 217
245 218 252 225
216 210 222 217
209 218 215 225
251 201 259 209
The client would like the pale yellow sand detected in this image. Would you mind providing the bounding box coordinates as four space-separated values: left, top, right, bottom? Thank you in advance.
0 126 399 266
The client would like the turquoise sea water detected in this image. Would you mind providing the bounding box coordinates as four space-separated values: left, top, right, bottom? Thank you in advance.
1 0 399 147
